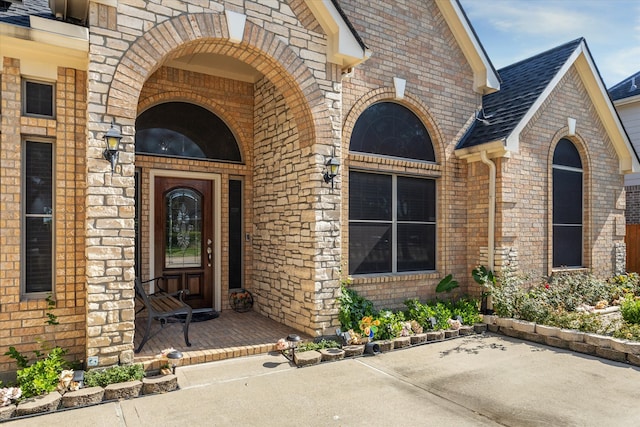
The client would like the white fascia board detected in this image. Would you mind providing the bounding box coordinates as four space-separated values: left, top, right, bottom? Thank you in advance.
0 21 88 78
613 94 640 108
304 0 370 69
30 15 88 43
454 139 509 162
436 0 500 94
573 49 640 174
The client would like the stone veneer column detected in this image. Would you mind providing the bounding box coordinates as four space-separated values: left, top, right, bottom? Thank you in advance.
84 2 136 367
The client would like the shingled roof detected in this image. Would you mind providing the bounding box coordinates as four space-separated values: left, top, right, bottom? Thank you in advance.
457 38 584 150
0 0 53 27
609 71 640 102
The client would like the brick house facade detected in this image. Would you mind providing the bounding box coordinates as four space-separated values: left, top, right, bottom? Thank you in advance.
1 0 637 376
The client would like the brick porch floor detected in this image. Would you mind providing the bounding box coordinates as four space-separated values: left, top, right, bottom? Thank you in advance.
133 309 312 371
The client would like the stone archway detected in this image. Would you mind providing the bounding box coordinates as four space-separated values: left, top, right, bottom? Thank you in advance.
85 10 342 367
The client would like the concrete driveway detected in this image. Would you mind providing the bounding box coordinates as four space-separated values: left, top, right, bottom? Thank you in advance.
6 333 640 426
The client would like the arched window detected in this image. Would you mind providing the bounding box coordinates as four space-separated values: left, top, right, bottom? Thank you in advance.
350 102 435 161
135 102 241 162
348 102 436 275
552 138 583 267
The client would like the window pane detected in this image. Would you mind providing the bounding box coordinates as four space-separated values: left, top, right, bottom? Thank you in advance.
25 142 53 215
397 177 435 222
397 223 435 272
229 180 243 289
553 168 582 224
553 138 582 168
25 141 53 294
165 189 202 268
25 81 53 117
553 225 582 267
25 218 53 293
349 172 392 221
350 102 435 161
349 223 392 274
136 102 241 162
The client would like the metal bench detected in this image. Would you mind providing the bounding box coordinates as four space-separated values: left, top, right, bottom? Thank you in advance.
134 277 192 353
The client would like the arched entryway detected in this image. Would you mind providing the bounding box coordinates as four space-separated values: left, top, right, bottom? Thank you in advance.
85 11 343 366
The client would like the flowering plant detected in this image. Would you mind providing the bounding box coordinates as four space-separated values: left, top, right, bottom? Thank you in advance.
359 316 380 340
229 290 253 312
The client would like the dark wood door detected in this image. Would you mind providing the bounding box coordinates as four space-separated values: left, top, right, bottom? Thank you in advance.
154 176 214 309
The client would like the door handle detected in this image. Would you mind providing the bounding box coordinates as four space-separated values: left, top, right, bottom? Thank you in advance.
207 240 212 267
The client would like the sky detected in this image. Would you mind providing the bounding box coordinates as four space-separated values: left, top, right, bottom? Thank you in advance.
458 0 640 88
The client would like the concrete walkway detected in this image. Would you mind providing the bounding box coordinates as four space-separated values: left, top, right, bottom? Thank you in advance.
6 333 640 426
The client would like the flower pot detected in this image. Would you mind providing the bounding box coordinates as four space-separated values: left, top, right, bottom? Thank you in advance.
229 289 253 312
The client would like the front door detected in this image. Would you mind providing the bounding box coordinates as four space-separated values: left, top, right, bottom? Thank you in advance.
154 176 214 309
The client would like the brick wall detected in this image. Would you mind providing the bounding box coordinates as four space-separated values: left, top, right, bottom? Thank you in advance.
0 59 86 377
339 0 480 308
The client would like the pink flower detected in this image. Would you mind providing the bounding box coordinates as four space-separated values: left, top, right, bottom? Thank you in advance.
544 283 550 289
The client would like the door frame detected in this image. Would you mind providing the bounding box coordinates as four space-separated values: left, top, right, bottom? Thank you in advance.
149 169 222 312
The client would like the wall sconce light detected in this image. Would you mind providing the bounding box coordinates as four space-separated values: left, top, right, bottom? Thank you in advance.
103 119 122 174
323 148 340 188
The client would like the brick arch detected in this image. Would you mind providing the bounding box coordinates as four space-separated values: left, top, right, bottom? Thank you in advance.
106 13 330 148
342 88 446 163
137 92 250 164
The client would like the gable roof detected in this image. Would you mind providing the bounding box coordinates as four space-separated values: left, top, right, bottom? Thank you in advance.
456 38 640 174
609 71 640 104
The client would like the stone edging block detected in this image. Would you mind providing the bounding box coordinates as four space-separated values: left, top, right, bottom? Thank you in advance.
486 316 640 366
104 380 143 401
60 386 105 408
15 391 62 417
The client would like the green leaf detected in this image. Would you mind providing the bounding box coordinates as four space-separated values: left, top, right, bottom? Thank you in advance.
436 274 459 293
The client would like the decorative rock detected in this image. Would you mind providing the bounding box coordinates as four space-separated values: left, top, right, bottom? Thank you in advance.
444 329 459 338
375 340 394 352
584 333 612 348
426 331 444 341
544 336 569 349
15 391 62 416
495 317 513 329
103 380 143 401
61 386 105 408
293 350 321 367
535 324 559 337
319 348 345 362
511 319 536 333
393 337 411 349
558 329 584 342
568 341 596 355
595 347 627 363
473 323 487 334
482 314 498 325
410 333 427 344
459 325 474 336
343 345 365 357
142 375 178 394
0 404 16 421
627 353 640 367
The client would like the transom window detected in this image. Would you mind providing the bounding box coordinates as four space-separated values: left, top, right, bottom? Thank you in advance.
350 102 435 162
349 172 436 275
552 138 583 268
24 140 54 294
136 102 241 162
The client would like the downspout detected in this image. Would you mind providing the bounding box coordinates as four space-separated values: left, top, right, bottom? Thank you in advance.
479 151 495 271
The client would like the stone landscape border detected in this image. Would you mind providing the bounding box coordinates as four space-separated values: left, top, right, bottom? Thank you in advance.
483 315 640 366
0 374 178 422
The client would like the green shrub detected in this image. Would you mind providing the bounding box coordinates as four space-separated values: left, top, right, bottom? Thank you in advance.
84 364 145 388
376 310 404 340
337 285 375 333
297 339 341 352
15 347 68 398
450 298 482 325
621 296 640 325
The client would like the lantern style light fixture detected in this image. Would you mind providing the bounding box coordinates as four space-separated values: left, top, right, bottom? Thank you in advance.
103 119 122 174
283 334 301 362
323 148 340 188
